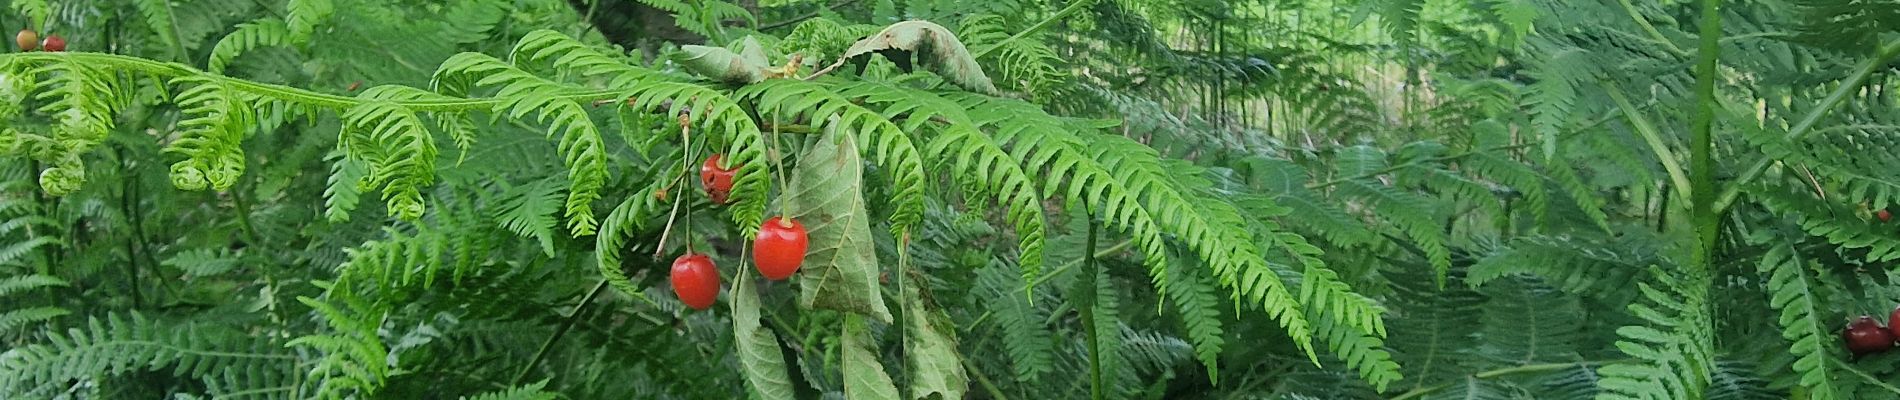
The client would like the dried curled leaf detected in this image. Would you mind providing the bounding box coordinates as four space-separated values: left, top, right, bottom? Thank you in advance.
840 21 997 94
680 36 771 84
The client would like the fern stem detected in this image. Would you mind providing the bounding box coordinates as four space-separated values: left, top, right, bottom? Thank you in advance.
972 0 1098 60
1682 0 1722 396
1614 0 1687 57
0 53 620 111
1604 83 1693 205
1830 357 1900 395
512 279 611 385
958 238 1133 331
1715 40 1900 213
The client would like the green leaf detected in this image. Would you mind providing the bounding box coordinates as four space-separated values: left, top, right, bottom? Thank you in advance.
732 272 796 400
785 124 893 322
843 314 900 400
901 272 967 399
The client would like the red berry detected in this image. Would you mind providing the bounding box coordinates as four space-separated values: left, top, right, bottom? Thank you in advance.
1879 209 1892 223
699 154 738 204
40 34 64 52
670 253 720 310
1891 306 1900 339
753 216 808 280
16 29 37 51
1843 316 1894 357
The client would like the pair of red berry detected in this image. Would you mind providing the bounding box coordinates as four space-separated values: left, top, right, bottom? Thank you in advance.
16 29 66 52
670 154 810 310
1842 306 1900 357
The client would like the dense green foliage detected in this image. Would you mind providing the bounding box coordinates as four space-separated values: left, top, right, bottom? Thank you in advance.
1 0 1899 399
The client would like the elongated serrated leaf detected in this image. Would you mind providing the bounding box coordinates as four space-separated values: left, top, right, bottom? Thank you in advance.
786 124 893 322
842 314 900 400
732 272 796 400
901 273 967 399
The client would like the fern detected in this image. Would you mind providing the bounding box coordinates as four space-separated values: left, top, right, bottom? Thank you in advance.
1753 239 1845 399
1593 266 1715 400
506 30 771 234
492 177 565 257
0 274 68 333
285 0 335 42
165 77 255 192
462 381 557 400
433 52 606 234
209 20 292 74
290 292 393 398
837 80 1049 288
339 88 440 221
737 79 928 235
0 313 296 398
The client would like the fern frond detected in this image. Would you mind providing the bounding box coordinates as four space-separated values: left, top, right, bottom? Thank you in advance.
962 94 1322 363
1466 234 1653 302
130 0 182 54
0 274 67 297
959 14 1066 96
290 293 391 398
322 149 367 222
0 306 67 333
492 178 565 257
0 312 295 398
1754 240 1845 399
340 91 438 221
594 179 666 303
1162 260 1226 381
461 381 556 400
285 0 335 42
164 77 255 192
208 20 291 74
1593 266 1715 400
0 236 61 266
838 80 1048 284
737 79 927 236
978 262 1056 381
432 52 603 234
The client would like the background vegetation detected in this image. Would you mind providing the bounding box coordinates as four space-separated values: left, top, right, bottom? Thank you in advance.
1 0 1899 399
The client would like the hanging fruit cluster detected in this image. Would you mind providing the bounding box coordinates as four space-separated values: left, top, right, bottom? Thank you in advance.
1841 306 1900 357
665 151 811 311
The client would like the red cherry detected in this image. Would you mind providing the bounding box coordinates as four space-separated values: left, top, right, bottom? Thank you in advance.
699 154 738 204
1890 306 1900 339
753 216 808 280
1878 209 1892 223
40 34 64 52
1843 316 1894 357
670 253 720 310
17 29 37 51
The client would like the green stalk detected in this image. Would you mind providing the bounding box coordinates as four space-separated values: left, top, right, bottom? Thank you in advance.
1080 215 1103 400
1684 0 1721 397
512 279 612 385
1713 40 1900 212
1605 83 1693 205
973 0 1098 60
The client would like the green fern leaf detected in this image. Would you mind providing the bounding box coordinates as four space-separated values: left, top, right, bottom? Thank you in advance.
1755 241 1845 400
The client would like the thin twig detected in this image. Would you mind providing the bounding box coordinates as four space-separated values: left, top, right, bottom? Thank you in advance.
512 279 612 385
